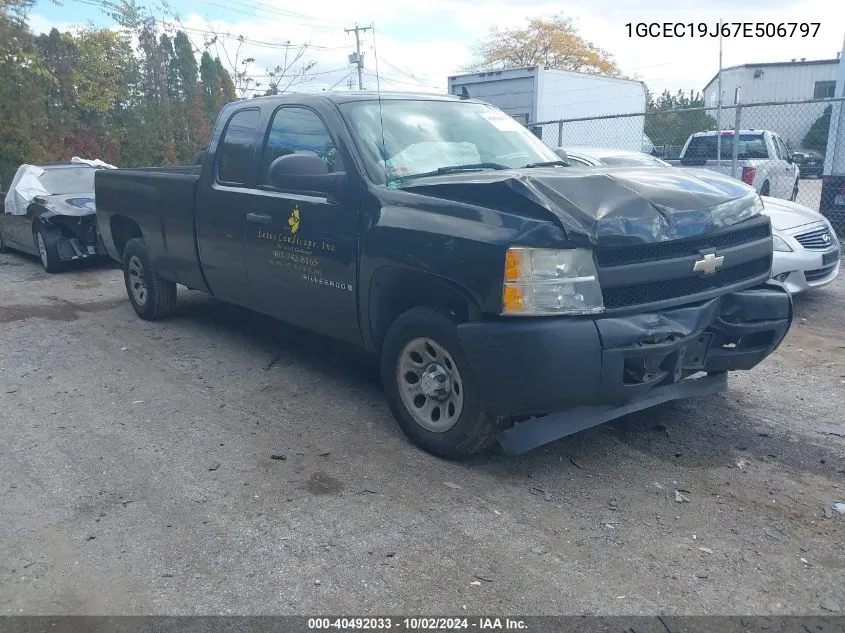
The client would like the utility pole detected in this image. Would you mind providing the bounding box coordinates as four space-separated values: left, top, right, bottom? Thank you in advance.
716 18 724 168
345 23 372 90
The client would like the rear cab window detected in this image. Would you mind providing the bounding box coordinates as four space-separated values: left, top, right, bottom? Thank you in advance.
685 134 769 160
217 108 261 186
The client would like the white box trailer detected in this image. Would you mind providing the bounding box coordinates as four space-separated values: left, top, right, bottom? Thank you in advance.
447 67 647 151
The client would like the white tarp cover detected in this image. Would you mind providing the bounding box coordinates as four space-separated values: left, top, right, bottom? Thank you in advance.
71 156 117 170
3 158 116 216
3 164 47 216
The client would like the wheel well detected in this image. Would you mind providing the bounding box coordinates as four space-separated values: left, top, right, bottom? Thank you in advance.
110 215 143 259
369 267 482 350
32 217 63 238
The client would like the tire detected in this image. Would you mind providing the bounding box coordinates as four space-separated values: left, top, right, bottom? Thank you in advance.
380 306 500 459
791 181 799 202
34 226 65 273
122 237 177 320
760 181 770 197
0 229 7 253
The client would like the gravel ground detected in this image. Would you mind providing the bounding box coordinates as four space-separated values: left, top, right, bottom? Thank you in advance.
0 249 843 616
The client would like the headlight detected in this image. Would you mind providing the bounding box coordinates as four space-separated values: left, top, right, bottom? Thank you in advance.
772 234 793 252
502 247 604 316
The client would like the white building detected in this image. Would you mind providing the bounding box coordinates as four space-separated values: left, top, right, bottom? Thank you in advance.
702 57 840 149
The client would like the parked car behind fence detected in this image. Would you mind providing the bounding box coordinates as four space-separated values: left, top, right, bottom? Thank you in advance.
531 97 845 210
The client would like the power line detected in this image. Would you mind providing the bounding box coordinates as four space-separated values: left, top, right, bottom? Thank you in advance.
363 71 440 91
245 67 349 79
326 72 353 91
67 0 347 29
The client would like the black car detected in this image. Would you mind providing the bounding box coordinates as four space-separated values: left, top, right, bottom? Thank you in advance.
0 162 108 272
792 150 824 179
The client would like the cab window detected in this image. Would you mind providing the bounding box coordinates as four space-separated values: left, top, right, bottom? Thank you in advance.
261 107 343 185
217 108 260 186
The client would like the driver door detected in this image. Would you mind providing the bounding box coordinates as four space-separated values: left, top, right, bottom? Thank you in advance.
244 106 361 344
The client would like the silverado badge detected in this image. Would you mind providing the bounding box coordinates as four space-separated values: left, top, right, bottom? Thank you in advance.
692 252 725 275
288 206 300 234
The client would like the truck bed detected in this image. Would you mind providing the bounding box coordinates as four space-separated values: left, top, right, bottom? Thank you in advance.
95 166 207 292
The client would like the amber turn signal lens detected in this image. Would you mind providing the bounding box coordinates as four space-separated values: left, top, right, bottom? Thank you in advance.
504 249 523 281
502 285 525 313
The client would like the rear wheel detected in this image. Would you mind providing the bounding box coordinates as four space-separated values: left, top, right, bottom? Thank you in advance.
35 226 65 273
122 237 177 320
380 307 500 459
760 181 771 197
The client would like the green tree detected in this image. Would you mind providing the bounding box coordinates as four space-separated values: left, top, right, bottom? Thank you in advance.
803 105 831 154
1 0 37 23
644 89 717 150
215 57 236 105
172 31 197 98
0 0 237 177
0 7 50 184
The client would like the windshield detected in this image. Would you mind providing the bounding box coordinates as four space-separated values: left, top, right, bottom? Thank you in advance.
684 134 768 161
339 99 562 184
599 154 671 168
38 167 97 195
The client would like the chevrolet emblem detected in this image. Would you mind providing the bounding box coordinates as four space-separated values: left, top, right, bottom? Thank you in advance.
692 252 725 275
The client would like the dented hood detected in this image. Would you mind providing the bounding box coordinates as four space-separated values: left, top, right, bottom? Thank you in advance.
34 194 96 217
399 166 761 246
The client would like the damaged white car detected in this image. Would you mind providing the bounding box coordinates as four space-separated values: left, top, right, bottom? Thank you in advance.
0 158 115 272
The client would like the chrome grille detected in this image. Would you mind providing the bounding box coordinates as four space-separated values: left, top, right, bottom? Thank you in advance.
795 226 834 250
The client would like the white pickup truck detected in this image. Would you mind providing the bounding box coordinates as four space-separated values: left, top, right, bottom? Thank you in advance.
673 130 800 201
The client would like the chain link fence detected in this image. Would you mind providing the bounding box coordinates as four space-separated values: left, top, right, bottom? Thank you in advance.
530 97 845 213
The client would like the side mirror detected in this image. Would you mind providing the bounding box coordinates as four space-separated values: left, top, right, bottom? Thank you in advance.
268 153 346 197
553 148 568 161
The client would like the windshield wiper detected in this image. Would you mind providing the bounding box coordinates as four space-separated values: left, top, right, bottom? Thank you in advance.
391 162 508 184
523 160 568 168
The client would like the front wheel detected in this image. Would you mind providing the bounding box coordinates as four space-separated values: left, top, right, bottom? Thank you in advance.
380 307 500 459
35 226 65 273
122 237 177 320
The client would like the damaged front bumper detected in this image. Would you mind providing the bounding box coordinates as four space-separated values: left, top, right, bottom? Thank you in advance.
457 283 793 455
55 235 108 261
48 216 108 262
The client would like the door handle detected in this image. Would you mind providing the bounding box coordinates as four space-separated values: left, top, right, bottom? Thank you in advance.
246 212 272 225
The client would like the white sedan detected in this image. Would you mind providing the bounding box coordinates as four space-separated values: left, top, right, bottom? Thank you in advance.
557 147 841 294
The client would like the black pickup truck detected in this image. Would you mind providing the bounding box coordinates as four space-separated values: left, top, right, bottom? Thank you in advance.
95 92 792 458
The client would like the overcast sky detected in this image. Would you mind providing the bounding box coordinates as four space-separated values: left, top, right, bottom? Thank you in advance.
29 0 845 99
